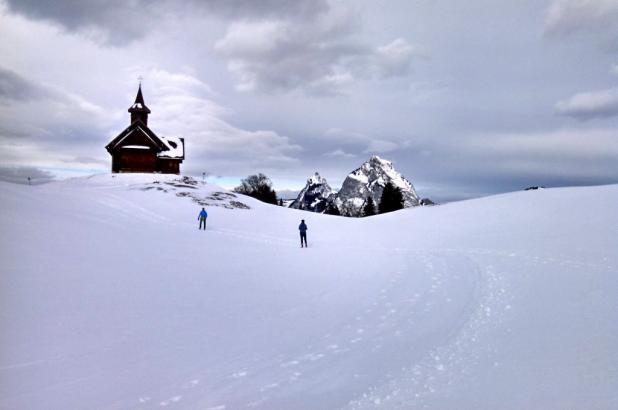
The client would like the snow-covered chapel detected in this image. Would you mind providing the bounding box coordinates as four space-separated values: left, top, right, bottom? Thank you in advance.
105 85 184 174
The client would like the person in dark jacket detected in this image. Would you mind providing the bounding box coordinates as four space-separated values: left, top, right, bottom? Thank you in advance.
299 219 308 247
198 208 208 230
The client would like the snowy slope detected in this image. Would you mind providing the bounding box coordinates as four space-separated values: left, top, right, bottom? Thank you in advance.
1 175 617 409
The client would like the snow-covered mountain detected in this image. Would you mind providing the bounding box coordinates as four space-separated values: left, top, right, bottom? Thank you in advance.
289 172 333 212
1 175 617 409
335 155 420 216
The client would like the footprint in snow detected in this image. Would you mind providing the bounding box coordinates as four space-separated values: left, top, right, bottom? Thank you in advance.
182 379 199 389
260 382 279 392
302 352 324 361
159 396 182 406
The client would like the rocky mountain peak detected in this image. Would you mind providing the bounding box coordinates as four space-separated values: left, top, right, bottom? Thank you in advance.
307 172 327 185
367 155 391 167
289 172 333 212
335 156 420 216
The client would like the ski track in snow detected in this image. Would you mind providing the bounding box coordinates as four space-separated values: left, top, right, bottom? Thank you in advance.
122 247 614 409
158 249 488 409
344 250 511 409
103 249 487 410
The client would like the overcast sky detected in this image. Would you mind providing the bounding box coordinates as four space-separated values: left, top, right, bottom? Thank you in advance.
0 0 616 201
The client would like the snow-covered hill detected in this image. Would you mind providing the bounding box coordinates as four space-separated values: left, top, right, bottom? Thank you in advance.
336 156 420 216
1 174 617 409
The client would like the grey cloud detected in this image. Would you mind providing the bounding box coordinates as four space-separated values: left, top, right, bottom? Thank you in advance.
215 9 417 95
3 0 155 44
193 0 329 20
0 66 52 102
2 0 617 203
0 66 113 172
436 129 618 182
0 66 105 124
322 128 407 154
3 0 328 45
400 128 618 202
63 156 108 166
0 166 55 184
555 88 618 120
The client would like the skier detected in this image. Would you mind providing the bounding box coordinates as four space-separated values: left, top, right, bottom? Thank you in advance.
198 207 208 230
299 219 308 248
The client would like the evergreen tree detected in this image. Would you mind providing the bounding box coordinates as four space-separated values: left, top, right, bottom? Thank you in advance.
378 182 405 214
324 202 341 216
362 196 376 217
233 173 278 205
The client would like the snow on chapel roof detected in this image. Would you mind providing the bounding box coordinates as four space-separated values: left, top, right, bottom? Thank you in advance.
158 137 184 159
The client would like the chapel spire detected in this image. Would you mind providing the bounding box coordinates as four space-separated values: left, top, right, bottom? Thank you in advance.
128 83 151 125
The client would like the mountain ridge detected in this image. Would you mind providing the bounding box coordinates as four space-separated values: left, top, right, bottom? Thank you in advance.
291 155 421 216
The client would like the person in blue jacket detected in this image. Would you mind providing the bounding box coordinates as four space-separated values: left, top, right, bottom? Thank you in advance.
299 219 308 248
198 207 208 230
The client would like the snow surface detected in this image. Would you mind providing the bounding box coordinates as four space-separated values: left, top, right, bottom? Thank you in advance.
1 174 617 409
123 145 151 150
159 137 184 159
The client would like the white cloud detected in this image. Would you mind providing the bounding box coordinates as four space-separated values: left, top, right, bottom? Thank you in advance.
372 38 416 78
323 149 355 158
555 87 618 120
132 68 302 175
611 63 618 76
545 0 618 36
